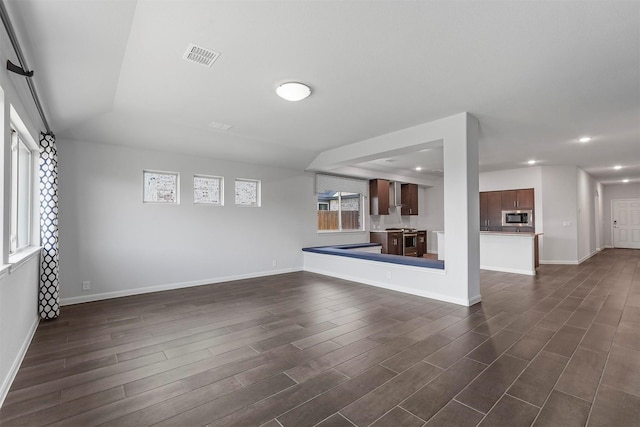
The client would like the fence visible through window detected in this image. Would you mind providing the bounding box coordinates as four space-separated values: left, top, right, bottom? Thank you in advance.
317 191 362 232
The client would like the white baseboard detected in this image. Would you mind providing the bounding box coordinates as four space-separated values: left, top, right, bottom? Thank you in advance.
578 251 599 264
60 268 302 306
480 265 536 276
0 315 39 408
539 260 580 265
539 250 599 266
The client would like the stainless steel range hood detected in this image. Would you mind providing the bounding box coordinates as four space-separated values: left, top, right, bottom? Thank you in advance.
389 181 403 206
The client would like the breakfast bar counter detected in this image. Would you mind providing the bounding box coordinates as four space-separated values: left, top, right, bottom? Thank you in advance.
299 243 471 305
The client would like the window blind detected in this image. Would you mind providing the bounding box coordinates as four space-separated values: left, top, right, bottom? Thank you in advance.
315 174 368 196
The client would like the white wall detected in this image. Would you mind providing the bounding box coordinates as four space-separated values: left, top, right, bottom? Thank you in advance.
419 179 444 253
576 168 599 261
540 166 578 263
602 182 640 247
595 181 604 251
57 139 367 304
0 257 39 405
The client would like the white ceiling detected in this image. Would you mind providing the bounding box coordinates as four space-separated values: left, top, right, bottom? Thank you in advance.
6 0 640 184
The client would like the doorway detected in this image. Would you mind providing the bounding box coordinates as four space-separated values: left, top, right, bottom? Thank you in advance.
612 199 640 249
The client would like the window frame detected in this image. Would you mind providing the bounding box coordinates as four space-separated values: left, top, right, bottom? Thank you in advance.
234 178 261 207
8 115 39 258
193 174 224 206
143 170 180 204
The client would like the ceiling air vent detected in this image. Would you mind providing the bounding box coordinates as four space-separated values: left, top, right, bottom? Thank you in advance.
183 43 220 67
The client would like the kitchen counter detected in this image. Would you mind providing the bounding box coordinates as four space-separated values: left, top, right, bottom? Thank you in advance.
302 244 444 269
480 231 541 237
436 231 542 275
370 229 427 233
479 232 542 275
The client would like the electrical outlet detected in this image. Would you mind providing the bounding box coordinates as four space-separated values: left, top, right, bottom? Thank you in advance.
82 281 91 291
272 259 277 267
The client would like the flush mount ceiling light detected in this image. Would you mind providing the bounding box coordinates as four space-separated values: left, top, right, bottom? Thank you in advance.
623 179 630 183
208 121 232 131
578 136 592 143
276 82 311 101
415 167 422 171
527 160 536 165
614 165 622 170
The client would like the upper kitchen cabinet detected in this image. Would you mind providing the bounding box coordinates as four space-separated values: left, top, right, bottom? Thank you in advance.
501 188 534 210
401 183 418 215
480 191 502 231
369 179 390 215
516 189 535 209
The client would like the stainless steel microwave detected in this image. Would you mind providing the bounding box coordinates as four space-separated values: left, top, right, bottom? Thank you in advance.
502 210 533 227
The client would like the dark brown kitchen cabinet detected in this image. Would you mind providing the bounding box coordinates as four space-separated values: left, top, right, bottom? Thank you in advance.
401 183 418 215
417 230 427 257
480 191 503 231
369 179 390 215
370 231 403 255
516 189 535 209
502 188 534 210
388 232 403 255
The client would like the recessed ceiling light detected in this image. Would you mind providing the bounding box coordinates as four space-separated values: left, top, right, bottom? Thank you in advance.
578 136 591 143
415 167 422 171
527 160 536 165
614 165 622 170
276 82 311 101
623 179 630 183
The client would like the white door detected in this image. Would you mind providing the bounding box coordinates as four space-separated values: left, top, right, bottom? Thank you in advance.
612 199 640 249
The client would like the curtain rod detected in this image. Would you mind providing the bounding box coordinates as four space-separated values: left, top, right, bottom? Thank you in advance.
0 0 53 136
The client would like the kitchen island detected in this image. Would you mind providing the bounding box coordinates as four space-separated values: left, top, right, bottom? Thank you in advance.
479 232 542 275
435 231 541 275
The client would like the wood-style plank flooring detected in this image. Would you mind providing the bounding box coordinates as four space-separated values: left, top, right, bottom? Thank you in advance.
1 248 639 426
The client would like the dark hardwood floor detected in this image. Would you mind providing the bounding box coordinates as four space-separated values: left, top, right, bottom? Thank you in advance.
1 248 639 426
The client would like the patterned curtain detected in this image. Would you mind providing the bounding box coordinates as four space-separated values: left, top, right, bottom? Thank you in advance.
38 133 60 319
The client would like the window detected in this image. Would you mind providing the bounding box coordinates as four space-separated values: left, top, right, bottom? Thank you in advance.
143 170 179 203
10 129 33 253
317 191 363 232
235 178 261 207
315 174 367 233
194 175 223 205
